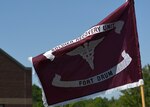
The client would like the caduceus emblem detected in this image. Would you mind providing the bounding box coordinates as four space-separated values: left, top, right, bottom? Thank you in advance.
66 37 104 70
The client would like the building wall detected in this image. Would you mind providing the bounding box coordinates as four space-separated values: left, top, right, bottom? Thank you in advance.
0 49 32 107
5 104 32 107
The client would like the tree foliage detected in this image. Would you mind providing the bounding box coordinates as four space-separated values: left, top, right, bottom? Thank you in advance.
32 84 44 107
117 64 150 107
32 64 150 107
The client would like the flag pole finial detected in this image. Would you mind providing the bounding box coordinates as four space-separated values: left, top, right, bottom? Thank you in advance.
127 0 135 4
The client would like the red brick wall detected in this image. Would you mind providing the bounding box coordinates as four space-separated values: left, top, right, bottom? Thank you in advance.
0 49 32 107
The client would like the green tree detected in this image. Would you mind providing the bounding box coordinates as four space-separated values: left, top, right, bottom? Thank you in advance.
32 84 44 107
62 98 109 107
93 97 109 107
141 64 150 106
118 64 150 107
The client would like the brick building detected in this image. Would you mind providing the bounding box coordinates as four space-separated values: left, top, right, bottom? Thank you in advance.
0 49 32 107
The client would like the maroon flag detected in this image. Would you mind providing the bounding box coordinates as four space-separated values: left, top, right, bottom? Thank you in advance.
31 1 143 106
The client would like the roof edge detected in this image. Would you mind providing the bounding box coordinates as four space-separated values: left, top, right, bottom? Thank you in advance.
0 48 32 71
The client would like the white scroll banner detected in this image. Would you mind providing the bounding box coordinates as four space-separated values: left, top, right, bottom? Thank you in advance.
52 50 132 88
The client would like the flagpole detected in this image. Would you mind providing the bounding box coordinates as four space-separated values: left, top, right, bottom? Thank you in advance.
140 85 146 107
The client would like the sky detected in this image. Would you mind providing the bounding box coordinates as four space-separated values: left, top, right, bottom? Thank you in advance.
0 0 150 99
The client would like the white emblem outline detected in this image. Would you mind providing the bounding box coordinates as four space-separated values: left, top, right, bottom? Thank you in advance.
66 37 104 70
